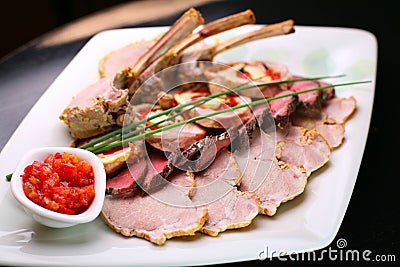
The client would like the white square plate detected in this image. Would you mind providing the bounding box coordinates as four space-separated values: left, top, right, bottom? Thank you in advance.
0 25 377 266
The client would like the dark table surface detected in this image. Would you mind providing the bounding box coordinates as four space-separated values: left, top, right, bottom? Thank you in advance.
0 0 395 266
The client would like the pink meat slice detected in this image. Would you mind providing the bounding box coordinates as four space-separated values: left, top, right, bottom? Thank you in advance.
269 90 298 128
241 158 307 216
192 149 260 236
99 40 153 78
101 187 208 245
276 125 330 175
105 160 147 195
290 78 322 111
146 122 207 152
201 188 259 236
237 129 308 216
290 96 356 148
290 113 345 148
321 96 357 124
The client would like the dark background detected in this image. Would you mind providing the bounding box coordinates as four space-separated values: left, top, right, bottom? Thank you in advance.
0 0 395 266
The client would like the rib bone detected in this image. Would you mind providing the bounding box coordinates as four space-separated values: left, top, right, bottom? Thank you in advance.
182 19 295 62
113 8 204 90
153 9 256 73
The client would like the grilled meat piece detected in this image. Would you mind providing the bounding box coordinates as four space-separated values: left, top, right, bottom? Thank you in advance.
269 89 298 128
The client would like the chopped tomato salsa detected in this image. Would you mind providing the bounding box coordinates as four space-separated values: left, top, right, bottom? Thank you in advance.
21 152 95 215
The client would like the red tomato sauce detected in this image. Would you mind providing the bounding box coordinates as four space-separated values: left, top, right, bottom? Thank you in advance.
21 152 95 215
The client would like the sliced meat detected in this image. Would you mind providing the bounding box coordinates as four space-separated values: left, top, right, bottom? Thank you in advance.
240 158 307 216
236 128 308 216
146 122 207 152
101 187 208 245
105 160 147 196
276 125 330 175
98 40 154 78
204 61 291 99
191 149 260 236
289 78 322 113
138 148 174 192
321 96 357 124
201 188 259 236
59 77 129 139
290 112 345 148
289 96 356 148
269 90 298 128
174 88 253 129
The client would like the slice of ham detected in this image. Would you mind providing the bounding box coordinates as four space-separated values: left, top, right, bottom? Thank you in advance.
237 128 308 216
201 188 259 236
191 149 260 236
241 158 307 216
101 187 208 245
321 96 357 124
290 96 356 148
276 125 330 175
290 113 345 148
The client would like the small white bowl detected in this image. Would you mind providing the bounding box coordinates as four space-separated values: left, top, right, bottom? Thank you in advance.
11 147 106 228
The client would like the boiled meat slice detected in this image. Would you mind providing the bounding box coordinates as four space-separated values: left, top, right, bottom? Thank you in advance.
190 149 260 236
276 125 330 175
101 187 208 245
290 96 356 148
240 158 307 216
237 128 308 216
321 96 357 124
290 113 345 148
201 188 259 236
